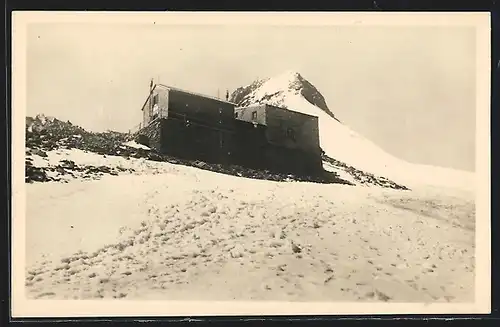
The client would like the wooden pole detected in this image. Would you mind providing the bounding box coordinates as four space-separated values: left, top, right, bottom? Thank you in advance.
150 78 154 124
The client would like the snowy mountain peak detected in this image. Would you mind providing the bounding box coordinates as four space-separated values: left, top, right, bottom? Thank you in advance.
230 71 474 191
230 70 338 120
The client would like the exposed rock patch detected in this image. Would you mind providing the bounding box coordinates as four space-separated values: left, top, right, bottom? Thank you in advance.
322 154 409 190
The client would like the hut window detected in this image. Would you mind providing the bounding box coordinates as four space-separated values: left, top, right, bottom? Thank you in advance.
234 112 239 118
152 94 159 106
252 111 257 120
286 127 296 141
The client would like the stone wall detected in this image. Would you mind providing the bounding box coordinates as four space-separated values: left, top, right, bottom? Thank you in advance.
136 119 162 152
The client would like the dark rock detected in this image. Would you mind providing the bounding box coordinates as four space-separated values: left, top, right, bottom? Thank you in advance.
322 154 409 190
32 149 48 157
60 160 76 169
25 165 50 183
291 242 302 254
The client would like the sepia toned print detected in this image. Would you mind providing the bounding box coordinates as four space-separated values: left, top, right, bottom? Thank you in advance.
12 11 490 317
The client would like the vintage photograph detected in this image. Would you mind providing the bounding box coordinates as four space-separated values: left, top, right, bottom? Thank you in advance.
12 12 490 316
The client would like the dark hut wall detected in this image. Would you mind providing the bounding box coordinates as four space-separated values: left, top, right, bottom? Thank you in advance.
230 120 322 175
137 119 233 164
264 105 321 155
162 88 235 164
160 118 233 164
166 88 235 127
231 120 268 169
264 145 323 174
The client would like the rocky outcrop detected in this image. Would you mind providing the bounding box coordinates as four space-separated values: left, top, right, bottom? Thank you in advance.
230 79 267 105
25 156 133 183
322 154 409 190
294 74 337 120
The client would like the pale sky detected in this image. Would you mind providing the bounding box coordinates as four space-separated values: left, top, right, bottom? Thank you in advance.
26 22 476 171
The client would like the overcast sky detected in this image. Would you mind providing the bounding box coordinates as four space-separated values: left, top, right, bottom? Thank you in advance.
26 22 476 171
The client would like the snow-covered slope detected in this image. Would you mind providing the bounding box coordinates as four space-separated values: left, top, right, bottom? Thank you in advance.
25 163 475 302
231 71 475 192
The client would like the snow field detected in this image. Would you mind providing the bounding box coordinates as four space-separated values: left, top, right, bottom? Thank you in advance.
25 163 475 302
